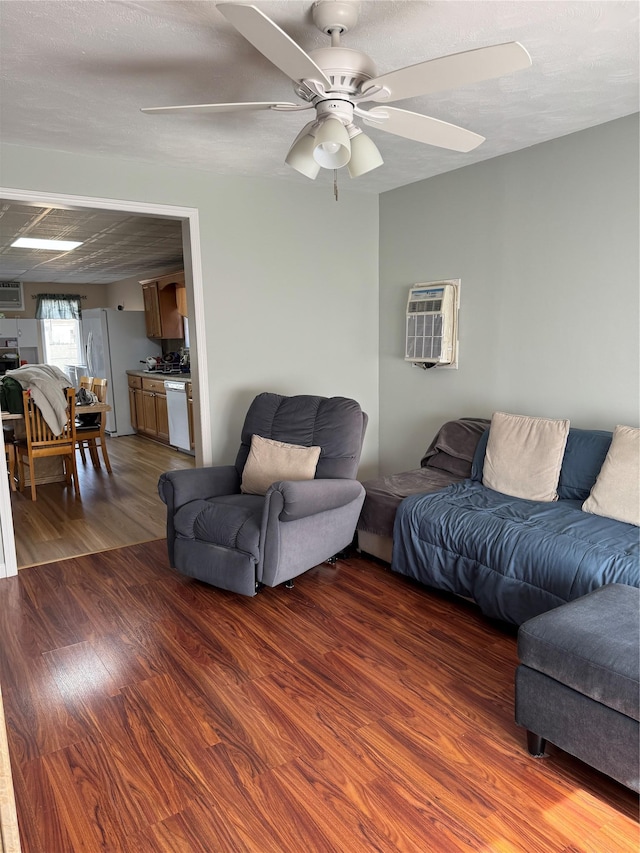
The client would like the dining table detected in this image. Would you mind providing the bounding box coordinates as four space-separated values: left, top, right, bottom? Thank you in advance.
1 401 112 421
2 401 112 486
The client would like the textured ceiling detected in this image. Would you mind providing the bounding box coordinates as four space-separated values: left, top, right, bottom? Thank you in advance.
0 1 637 285
0 203 183 284
1 1 638 196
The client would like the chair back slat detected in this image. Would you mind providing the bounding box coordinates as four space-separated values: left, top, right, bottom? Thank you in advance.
17 386 80 500
23 388 76 448
91 377 108 403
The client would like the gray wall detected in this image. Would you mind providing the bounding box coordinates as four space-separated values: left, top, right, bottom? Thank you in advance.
2 114 638 482
378 115 640 474
0 144 380 476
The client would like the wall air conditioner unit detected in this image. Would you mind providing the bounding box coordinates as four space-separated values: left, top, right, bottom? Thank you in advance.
405 280 460 369
0 281 24 312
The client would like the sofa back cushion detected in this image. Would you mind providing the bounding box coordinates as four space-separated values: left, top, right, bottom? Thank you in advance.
471 429 490 481
236 392 366 480
557 428 612 501
473 425 614 502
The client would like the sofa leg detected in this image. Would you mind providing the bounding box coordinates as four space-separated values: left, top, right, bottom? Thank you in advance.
285 579 294 589
526 730 547 757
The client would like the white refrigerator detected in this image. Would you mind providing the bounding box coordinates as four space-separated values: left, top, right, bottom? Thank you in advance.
82 309 161 436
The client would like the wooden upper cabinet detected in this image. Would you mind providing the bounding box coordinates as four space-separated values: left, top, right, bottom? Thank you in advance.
141 283 162 338
176 283 188 318
140 271 185 339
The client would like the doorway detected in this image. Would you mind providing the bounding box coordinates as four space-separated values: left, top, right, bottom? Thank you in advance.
0 187 212 577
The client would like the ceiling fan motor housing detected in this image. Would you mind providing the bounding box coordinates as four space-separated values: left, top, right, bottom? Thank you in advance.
315 98 354 126
309 47 376 94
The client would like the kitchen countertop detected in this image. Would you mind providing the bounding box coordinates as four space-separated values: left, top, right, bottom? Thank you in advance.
127 369 192 380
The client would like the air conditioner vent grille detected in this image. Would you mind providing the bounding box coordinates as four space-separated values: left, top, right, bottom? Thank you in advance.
405 280 459 367
0 281 24 311
408 299 442 313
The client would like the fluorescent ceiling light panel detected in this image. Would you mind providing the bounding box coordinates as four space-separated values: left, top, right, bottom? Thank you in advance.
11 237 83 250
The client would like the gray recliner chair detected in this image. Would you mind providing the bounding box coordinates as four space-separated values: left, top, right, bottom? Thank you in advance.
158 392 368 595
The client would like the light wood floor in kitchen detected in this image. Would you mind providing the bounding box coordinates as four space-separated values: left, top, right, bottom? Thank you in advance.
9 435 194 569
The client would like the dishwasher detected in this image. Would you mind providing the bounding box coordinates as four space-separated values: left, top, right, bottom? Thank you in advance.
164 379 191 453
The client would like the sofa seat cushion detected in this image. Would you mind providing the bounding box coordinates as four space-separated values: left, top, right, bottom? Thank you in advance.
358 467 462 539
392 480 640 625
174 495 265 560
358 417 490 540
518 584 640 721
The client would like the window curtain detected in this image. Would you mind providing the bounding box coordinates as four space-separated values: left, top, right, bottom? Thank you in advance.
35 294 82 320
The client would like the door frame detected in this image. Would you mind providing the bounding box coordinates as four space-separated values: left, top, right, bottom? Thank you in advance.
0 186 212 578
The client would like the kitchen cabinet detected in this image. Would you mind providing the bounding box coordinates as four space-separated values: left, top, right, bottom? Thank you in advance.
128 375 142 431
0 319 17 339
17 319 39 349
176 282 188 318
0 317 40 369
139 271 184 339
128 374 170 444
0 318 38 346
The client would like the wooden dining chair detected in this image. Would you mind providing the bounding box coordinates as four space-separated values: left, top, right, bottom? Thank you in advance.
75 377 112 473
15 387 80 501
76 375 95 465
3 425 17 492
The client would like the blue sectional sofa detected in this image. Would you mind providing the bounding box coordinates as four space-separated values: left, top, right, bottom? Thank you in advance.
391 426 640 626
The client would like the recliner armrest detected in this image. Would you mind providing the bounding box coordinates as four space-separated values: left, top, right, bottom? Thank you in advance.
158 465 241 511
267 478 365 522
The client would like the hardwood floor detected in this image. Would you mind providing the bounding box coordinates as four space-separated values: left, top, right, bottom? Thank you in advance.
9 435 194 569
0 543 637 852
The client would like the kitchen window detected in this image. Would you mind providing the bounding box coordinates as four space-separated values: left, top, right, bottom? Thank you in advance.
36 294 84 375
40 318 84 373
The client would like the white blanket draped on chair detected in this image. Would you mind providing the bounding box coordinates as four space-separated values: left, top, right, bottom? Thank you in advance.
5 364 71 436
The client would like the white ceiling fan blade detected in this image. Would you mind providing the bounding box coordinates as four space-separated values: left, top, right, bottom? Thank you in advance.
361 42 532 103
141 101 308 114
361 107 485 152
217 3 331 88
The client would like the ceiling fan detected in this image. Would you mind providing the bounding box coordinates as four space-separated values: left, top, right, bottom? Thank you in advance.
142 1 532 181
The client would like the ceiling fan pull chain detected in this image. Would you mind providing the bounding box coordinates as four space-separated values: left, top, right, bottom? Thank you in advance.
333 169 339 202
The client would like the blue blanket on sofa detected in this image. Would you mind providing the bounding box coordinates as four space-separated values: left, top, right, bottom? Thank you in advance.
392 479 640 626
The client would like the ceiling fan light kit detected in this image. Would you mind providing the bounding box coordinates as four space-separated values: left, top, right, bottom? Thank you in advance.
347 129 384 178
285 123 321 179
141 1 532 187
313 109 352 168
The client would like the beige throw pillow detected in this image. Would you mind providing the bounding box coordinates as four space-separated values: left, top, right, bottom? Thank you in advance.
483 412 570 501
582 425 640 526
241 434 321 496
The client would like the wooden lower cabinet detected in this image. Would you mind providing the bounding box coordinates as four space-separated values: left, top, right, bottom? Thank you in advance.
128 377 142 431
128 374 169 444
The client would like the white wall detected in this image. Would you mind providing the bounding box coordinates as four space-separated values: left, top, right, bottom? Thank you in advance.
378 115 640 474
0 145 380 476
106 276 145 312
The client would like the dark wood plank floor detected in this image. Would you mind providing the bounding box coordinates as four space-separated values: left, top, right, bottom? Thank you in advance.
0 544 637 852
